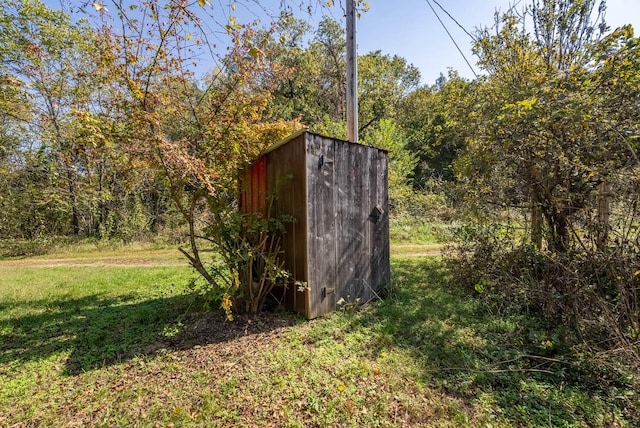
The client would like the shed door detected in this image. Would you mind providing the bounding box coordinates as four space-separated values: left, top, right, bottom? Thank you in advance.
306 135 336 318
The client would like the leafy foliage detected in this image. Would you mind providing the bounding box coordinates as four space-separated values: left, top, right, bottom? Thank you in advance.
0 0 170 241
400 71 475 186
0 0 304 311
90 0 303 314
448 0 640 364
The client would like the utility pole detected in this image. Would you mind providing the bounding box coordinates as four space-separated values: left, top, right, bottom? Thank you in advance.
346 0 358 143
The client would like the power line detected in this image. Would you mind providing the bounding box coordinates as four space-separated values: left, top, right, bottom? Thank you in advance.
430 0 477 42
424 0 479 79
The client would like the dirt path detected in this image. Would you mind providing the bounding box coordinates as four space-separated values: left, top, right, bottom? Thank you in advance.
390 243 443 257
0 250 189 268
0 260 188 268
0 244 441 268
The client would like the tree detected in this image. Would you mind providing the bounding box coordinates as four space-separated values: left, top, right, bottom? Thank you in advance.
264 13 316 122
401 71 475 187
362 119 416 211
0 0 99 237
268 15 346 126
88 0 301 314
358 50 420 135
0 0 169 243
449 0 640 358
459 0 617 252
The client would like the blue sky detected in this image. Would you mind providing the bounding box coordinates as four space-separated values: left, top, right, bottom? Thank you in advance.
353 0 640 84
227 0 640 84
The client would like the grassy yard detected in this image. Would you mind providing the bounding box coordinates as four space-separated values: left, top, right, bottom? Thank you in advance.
0 246 637 426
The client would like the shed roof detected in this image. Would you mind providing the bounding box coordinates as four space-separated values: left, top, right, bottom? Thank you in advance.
259 129 389 158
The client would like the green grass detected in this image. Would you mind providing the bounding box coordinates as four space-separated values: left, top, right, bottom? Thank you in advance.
1 248 637 426
0 265 195 374
390 217 453 245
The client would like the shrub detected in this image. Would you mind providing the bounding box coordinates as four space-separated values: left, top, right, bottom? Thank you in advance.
446 218 640 368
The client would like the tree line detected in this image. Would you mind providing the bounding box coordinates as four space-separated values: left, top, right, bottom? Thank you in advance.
0 1 420 244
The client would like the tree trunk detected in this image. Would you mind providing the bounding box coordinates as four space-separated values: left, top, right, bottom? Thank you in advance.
531 195 543 249
66 165 80 235
596 180 610 250
543 204 569 253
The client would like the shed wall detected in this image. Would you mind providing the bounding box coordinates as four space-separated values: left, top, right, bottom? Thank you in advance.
304 133 390 317
333 139 390 305
305 134 337 319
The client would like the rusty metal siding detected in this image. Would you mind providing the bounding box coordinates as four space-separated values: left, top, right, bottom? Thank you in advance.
239 156 267 216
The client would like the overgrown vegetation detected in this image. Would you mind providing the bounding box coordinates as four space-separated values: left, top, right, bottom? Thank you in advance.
446 0 640 368
1 251 637 426
185 209 296 317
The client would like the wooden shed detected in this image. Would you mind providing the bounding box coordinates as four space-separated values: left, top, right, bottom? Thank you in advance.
240 130 390 319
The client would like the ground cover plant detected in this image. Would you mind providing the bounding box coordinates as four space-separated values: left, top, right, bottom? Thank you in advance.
1 246 638 427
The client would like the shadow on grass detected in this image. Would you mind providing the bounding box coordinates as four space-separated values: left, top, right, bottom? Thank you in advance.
0 292 298 376
350 257 633 426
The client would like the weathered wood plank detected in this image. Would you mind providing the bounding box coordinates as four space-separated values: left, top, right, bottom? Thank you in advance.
374 150 391 289
354 143 371 302
305 134 336 319
334 140 350 306
364 147 378 302
335 139 366 305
